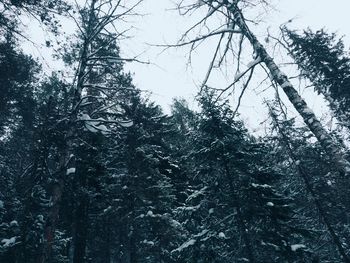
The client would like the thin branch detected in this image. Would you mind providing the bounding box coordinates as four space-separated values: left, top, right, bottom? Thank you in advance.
232 66 255 116
200 32 225 92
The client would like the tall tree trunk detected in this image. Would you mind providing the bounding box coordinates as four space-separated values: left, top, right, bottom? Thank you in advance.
40 1 97 262
40 180 64 263
228 4 350 176
73 193 89 263
268 103 350 263
103 219 111 263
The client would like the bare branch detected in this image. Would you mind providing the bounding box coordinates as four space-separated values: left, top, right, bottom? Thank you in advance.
232 66 254 116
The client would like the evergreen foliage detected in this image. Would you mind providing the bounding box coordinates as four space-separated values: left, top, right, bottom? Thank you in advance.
0 1 350 263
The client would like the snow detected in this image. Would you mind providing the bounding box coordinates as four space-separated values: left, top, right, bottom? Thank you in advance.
170 163 179 169
79 113 112 134
97 124 109 134
66 167 76 175
209 208 214 214
327 180 332 186
180 204 201 211
251 183 271 188
119 120 133 128
146 210 154 217
78 113 91 121
280 80 292 89
295 160 300 165
10 220 18 227
218 232 226 238
172 239 196 253
0 200 3 209
169 219 182 229
103 206 112 213
291 244 306 251
194 229 208 238
246 56 261 68
186 186 207 202
1 237 17 248
302 108 314 115
85 123 98 133
234 71 245 81
266 202 274 207
142 240 155 246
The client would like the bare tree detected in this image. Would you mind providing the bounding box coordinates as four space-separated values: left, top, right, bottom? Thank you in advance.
174 0 350 176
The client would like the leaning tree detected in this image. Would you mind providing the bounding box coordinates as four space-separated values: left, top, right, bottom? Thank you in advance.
173 0 349 176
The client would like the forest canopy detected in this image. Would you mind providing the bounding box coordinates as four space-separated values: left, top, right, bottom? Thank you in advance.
1 0 350 262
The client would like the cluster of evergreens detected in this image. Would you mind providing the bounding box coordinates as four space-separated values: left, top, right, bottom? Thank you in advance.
1 0 350 262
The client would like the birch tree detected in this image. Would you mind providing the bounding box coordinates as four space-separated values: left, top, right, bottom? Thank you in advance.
174 0 350 176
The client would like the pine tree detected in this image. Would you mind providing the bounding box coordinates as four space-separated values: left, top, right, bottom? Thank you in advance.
284 28 350 129
171 91 310 262
98 92 182 263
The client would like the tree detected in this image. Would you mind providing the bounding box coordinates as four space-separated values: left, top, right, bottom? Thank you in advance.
284 28 350 130
171 91 311 262
0 0 70 38
38 0 144 262
174 0 350 176
112 93 181 263
0 36 43 263
266 100 350 262
0 35 39 135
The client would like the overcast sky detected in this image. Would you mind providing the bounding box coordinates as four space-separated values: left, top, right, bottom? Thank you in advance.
117 0 350 132
22 0 350 131
123 0 350 109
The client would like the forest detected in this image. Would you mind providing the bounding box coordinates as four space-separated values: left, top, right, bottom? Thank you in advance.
1 0 350 262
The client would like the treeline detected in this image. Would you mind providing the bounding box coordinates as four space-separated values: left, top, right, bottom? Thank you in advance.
1 0 350 262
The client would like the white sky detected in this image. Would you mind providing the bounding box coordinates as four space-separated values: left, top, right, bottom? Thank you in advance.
123 0 350 105
21 0 350 131
121 0 350 132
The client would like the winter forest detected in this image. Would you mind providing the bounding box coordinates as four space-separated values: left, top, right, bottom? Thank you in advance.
1 0 350 262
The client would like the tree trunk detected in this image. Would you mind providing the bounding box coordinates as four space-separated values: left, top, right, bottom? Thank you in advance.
229 5 350 176
40 1 97 262
40 181 64 263
268 104 350 263
73 194 89 263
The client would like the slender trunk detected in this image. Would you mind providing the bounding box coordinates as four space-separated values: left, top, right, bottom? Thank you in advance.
129 225 137 263
104 220 111 263
41 181 64 263
73 194 89 263
268 104 350 263
40 2 97 262
229 5 350 176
